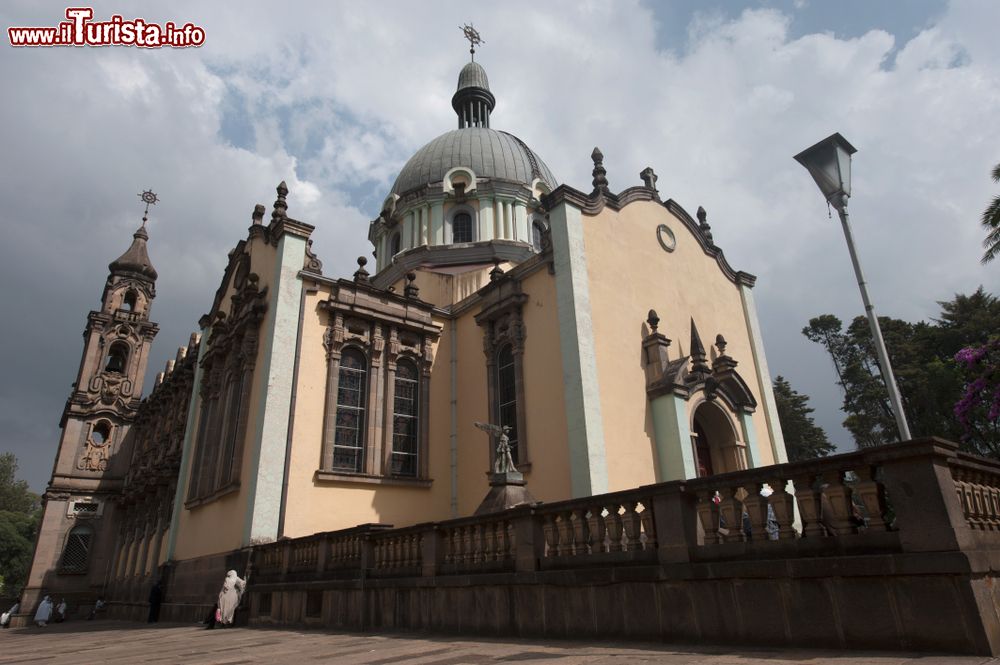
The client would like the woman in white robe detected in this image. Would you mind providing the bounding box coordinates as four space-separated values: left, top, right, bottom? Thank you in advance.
34 596 53 626
217 570 245 626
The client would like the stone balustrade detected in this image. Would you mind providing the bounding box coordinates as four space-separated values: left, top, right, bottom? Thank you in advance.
244 438 1000 654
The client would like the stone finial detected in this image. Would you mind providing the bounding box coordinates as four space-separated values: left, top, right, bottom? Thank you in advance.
647 309 660 333
489 259 505 282
164 359 175 376
591 147 609 194
404 271 419 299
271 181 289 222
697 205 713 243
640 167 658 191
154 372 164 388
353 256 370 284
252 204 265 225
715 334 727 356
175 346 187 364
689 318 711 376
188 332 201 354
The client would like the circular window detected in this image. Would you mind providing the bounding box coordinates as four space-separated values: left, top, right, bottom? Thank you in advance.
656 224 676 252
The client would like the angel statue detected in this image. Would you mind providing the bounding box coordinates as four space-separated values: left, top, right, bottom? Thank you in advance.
474 422 516 474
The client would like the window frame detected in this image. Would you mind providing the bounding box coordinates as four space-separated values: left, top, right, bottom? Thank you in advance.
59 524 94 574
447 205 477 244
331 346 368 474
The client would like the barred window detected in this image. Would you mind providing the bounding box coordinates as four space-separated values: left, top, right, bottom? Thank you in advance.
391 360 419 477
333 348 367 473
531 220 546 252
496 345 519 464
60 525 93 573
390 232 401 257
452 212 473 243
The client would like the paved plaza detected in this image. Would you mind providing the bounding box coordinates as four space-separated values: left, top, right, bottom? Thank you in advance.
0 622 997 665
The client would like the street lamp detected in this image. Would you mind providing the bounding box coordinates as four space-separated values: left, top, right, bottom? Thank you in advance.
794 133 912 442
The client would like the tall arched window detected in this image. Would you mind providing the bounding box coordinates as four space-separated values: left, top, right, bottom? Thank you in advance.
389 232 401 257
452 212 473 243
531 220 546 252
333 348 367 472
496 344 519 464
60 525 93 573
391 360 419 477
105 342 129 374
217 372 245 486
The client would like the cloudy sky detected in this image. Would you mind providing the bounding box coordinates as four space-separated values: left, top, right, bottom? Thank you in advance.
2 1 997 492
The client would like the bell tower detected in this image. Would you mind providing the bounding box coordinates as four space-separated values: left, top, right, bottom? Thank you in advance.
20 193 160 616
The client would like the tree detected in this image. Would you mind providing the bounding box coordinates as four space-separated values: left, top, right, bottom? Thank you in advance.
773 376 835 462
0 453 40 595
954 339 1000 456
803 289 1000 453
981 163 1000 264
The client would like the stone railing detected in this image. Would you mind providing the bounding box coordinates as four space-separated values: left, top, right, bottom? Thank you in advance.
249 438 989 583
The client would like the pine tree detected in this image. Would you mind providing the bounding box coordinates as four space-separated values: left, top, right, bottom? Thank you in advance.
773 376 835 462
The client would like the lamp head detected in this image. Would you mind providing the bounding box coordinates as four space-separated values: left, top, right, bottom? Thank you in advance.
794 132 857 212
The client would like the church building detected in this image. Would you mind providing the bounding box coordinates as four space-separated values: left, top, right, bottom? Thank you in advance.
21 47 787 618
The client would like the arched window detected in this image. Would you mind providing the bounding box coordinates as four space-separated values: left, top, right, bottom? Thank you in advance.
391 360 419 477
91 420 111 445
122 290 137 311
333 348 367 472
104 342 129 374
531 220 546 252
389 232 401 257
217 372 245 486
60 525 93 573
496 345 519 464
452 212 473 243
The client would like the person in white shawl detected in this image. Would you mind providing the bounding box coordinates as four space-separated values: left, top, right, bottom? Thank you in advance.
216 570 245 627
1 601 19 628
34 596 53 627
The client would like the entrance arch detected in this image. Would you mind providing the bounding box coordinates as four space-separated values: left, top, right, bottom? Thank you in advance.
691 400 747 477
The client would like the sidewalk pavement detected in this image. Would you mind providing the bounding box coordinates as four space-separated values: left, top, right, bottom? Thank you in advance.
1 621 996 664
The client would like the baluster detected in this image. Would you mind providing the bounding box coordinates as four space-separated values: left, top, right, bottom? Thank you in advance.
483 522 496 563
820 470 857 536
543 514 559 557
638 501 656 550
605 504 624 552
622 501 642 551
556 512 574 556
489 522 501 561
969 472 986 530
695 491 720 545
505 520 516 561
852 465 887 531
463 526 475 564
793 473 825 537
987 479 1000 529
766 479 796 540
716 487 744 543
570 509 590 555
588 506 607 554
741 482 768 541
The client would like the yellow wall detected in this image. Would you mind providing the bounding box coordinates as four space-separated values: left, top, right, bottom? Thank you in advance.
172 232 279 559
582 200 776 490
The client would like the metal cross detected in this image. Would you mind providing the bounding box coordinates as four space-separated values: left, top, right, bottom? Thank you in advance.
460 24 483 60
138 189 158 225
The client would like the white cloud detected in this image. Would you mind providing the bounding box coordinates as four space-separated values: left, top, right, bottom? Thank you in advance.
1 0 998 489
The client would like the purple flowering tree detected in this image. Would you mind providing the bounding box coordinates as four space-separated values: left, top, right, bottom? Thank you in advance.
954 339 1000 456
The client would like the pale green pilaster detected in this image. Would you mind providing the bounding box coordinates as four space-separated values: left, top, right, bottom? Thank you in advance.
165 326 210 560
402 213 414 250
430 202 443 245
650 394 696 481
738 411 763 469
514 204 528 243
243 232 306 544
549 202 608 496
738 284 787 463
479 196 494 241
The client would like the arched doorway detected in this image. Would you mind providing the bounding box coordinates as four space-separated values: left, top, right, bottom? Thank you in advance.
691 400 746 477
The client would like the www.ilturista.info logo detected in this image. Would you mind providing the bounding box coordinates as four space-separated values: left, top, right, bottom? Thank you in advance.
8 7 205 48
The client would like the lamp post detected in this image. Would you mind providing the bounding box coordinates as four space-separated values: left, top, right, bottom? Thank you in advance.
794 133 912 442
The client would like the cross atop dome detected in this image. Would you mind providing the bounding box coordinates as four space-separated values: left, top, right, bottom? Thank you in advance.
453 26 494 129
460 23 483 61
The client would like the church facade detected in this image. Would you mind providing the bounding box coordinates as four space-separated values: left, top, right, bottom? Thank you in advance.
21 55 787 617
